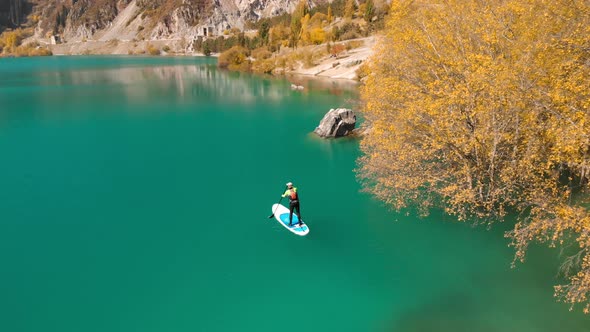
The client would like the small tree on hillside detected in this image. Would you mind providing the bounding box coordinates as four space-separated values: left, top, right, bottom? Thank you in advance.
364 0 374 22
258 19 270 45
290 0 308 47
344 0 355 20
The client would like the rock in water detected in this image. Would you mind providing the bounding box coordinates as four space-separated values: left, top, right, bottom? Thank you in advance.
314 108 356 138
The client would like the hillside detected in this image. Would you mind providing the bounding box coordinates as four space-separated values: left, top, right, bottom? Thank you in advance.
1 0 387 81
0 0 31 32
25 0 309 42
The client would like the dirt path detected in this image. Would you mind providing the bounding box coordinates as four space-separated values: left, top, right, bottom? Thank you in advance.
289 36 375 81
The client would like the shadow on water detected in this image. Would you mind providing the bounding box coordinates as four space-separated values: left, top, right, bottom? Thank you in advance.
383 292 497 332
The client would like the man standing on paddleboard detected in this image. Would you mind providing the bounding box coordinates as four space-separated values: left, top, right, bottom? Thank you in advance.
282 182 303 227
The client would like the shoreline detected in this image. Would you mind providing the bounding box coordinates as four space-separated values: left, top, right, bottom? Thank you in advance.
44 36 375 83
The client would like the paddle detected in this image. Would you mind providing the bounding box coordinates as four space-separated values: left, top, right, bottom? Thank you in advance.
268 186 287 218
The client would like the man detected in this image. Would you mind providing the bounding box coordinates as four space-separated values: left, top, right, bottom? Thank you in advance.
282 182 303 227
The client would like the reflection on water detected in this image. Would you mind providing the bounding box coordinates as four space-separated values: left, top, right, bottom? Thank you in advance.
286 73 359 96
44 64 289 104
0 58 359 115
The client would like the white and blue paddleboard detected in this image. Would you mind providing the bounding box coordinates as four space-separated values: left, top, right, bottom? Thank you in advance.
271 203 309 236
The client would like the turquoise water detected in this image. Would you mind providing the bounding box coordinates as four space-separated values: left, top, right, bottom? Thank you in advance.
0 56 589 331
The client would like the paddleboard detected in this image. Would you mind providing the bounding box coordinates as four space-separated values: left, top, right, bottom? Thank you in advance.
271 203 309 236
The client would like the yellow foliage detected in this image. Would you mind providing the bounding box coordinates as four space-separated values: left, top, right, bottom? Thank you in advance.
218 46 251 72
309 27 326 45
146 44 160 55
251 58 276 74
359 0 590 312
12 45 52 57
251 46 272 60
0 29 26 53
31 15 40 23
299 14 311 45
344 0 355 20
269 25 290 49
290 0 308 47
300 12 329 46
0 29 45 56
309 12 327 28
358 4 367 19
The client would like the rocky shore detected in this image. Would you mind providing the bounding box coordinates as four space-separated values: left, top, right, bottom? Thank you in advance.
46 36 375 83
287 37 375 81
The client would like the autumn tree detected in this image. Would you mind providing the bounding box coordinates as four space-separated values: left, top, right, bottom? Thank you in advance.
299 13 311 45
290 0 308 47
309 27 326 45
3 30 20 51
344 0 355 20
218 46 250 71
309 12 327 27
258 19 271 45
269 24 290 51
363 0 374 22
299 12 328 45
359 0 590 312
1 28 25 53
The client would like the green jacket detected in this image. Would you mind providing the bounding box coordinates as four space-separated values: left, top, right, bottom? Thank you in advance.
282 187 298 199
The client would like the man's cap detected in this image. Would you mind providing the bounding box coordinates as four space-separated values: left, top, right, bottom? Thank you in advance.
286 182 293 186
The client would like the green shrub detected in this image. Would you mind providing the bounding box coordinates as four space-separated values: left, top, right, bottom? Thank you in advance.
203 43 211 56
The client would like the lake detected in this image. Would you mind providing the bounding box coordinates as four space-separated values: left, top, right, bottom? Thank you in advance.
0 56 588 331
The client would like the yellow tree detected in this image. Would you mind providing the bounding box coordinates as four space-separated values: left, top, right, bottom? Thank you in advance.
344 0 355 20
359 0 590 312
2 30 23 53
218 46 250 72
290 0 308 47
269 24 290 50
300 13 327 45
299 13 311 45
309 27 326 44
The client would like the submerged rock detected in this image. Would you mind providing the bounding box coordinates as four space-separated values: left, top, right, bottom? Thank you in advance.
314 108 357 138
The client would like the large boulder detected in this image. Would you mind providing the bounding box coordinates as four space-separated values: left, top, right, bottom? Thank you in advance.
314 108 357 138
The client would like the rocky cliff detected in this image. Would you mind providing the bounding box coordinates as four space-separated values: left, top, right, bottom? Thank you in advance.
19 0 315 42
0 0 31 32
